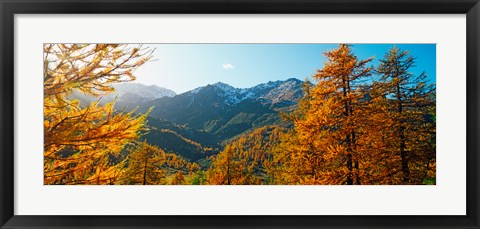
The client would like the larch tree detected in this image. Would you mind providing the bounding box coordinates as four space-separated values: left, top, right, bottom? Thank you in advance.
281 44 374 185
170 171 186 185
122 141 187 185
376 46 436 184
206 126 284 185
43 44 153 184
206 144 243 185
355 82 401 184
270 80 317 184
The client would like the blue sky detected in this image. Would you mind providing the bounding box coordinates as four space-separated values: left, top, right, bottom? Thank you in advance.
134 44 436 94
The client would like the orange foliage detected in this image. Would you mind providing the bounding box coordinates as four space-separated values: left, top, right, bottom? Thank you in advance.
122 141 187 185
272 44 435 185
44 44 153 184
206 126 284 185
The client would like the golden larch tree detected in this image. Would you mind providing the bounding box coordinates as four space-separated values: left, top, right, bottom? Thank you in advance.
43 44 153 184
280 44 374 185
122 141 187 185
376 46 436 184
207 126 284 185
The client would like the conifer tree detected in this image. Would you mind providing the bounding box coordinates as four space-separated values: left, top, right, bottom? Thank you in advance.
270 81 317 184
43 44 153 184
375 46 436 184
279 44 374 185
171 171 186 185
207 126 284 185
355 82 401 184
122 141 187 185
123 141 167 185
206 145 239 185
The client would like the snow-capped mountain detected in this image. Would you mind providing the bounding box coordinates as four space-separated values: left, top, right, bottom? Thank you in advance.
137 79 306 161
70 78 306 141
138 78 306 140
186 78 304 106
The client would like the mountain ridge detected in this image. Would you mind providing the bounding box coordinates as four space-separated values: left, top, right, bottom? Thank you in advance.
184 78 303 106
137 78 304 141
70 78 307 161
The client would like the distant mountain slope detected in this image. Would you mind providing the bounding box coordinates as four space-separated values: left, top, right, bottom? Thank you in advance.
69 82 176 107
109 83 176 102
141 116 220 161
186 78 304 106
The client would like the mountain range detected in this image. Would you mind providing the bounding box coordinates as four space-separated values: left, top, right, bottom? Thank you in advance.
135 78 303 137
72 78 306 161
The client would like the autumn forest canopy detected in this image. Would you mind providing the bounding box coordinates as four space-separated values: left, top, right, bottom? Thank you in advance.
44 44 436 185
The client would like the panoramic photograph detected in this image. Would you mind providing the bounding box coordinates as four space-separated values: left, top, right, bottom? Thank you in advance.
43 43 436 185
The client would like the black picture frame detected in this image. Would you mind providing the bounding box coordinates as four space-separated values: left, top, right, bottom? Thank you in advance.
1 0 479 228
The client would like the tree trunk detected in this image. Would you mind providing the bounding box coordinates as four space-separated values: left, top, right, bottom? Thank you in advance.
397 83 409 184
343 75 354 185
